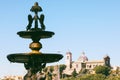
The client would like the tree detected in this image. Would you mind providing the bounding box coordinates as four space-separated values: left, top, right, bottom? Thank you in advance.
79 68 88 74
59 64 66 78
94 65 111 76
78 74 106 80
93 74 106 80
59 64 66 74
72 69 78 77
49 66 54 73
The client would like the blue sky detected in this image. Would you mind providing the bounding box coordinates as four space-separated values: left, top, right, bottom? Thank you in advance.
0 0 120 77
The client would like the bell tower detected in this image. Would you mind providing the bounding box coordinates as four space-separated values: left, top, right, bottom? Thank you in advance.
104 55 110 67
66 52 72 69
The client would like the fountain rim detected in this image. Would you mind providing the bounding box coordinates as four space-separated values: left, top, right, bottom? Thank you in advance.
7 53 63 63
17 30 55 39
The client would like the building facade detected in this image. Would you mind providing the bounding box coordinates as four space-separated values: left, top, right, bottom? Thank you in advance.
63 51 110 75
1 75 23 80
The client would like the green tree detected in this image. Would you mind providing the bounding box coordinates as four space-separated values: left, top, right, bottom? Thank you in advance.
94 65 111 76
105 74 120 80
49 66 54 73
59 64 66 74
79 74 94 80
72 69 78 77
59 64 66 78
93 74 106 80
79 68 88 74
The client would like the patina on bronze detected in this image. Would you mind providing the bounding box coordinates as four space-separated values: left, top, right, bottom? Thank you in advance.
7 2 63 80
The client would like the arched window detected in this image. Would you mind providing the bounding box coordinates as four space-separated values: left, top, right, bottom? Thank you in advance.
67 56 69 59
89 65 91 68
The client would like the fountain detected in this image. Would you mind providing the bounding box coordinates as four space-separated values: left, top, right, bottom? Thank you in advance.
7 2 63 80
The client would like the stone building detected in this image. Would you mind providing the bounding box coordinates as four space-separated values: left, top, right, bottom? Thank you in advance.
63 51 110 75
1 75 23 80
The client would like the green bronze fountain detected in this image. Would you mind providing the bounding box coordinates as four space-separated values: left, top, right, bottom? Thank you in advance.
7 2 63 80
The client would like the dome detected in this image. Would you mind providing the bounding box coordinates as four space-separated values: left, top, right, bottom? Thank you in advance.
78 52 88 62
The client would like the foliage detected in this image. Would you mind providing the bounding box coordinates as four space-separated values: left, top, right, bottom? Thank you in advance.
94 65 111 76
59 64 66 78
79 74 106 80
43 67 48 72
49 66 54 73
105 74 120 80
43 64 120 80
79 68 88 74
61 74 106 80
42 64 66 79
93 74 106 80
61 74 120 80
59 64 66 74
72 69 78 77
46 72 52 80
61 66 120 80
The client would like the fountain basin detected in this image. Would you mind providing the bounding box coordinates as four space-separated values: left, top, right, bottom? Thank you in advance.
17 30 55 39
7 53 63 63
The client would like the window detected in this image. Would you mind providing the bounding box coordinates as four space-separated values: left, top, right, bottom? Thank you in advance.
76 64 78 68
67 56 69 59
89 65 91 68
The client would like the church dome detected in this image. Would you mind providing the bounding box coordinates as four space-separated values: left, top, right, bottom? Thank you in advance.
78 52 88 62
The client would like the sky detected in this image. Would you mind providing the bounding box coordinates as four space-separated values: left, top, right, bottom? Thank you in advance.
0 0 120 77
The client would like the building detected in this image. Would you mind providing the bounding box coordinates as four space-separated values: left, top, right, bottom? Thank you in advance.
0 75 23 80
63 51 110 75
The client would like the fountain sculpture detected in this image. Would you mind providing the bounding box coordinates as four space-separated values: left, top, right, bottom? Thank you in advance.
7 2 63 80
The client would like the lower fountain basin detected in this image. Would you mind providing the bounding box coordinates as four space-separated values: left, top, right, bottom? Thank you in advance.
7 53 63 63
